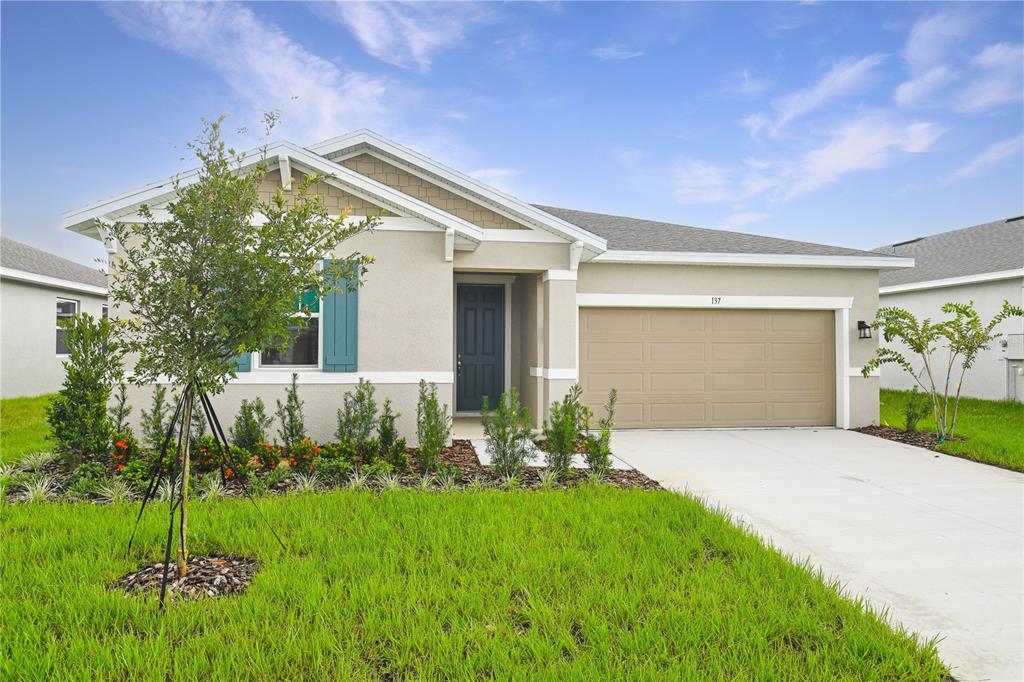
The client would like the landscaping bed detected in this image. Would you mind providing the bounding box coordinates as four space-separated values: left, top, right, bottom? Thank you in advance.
854 425 946 450
115 554 259 601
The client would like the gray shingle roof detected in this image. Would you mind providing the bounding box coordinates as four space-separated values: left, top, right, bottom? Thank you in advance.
0 237 107 288
534 205 889 258
873 217 1024 287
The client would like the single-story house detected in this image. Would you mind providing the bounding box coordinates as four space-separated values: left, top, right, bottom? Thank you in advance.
873 217 1024 402
62 130 912 442
0 236 108 399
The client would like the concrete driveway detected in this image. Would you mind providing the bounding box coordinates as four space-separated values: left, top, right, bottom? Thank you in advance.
613 428 1024 682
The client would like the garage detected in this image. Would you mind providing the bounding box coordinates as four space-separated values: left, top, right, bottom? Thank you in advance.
579 307 836 428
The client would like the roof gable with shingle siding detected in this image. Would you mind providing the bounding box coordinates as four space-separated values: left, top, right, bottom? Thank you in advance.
258 169 388 217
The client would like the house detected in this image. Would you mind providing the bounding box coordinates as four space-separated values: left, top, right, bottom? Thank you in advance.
873 217 1024 402
0 237 108 399
62 130 912 442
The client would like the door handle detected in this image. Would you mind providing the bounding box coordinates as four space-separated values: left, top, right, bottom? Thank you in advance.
457 354 462 376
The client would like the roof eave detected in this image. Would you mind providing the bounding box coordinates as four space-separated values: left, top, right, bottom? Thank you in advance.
590 250 915 269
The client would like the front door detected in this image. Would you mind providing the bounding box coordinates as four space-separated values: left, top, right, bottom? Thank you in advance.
456 284 504 412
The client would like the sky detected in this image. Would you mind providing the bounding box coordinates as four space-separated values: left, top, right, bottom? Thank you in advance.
2 1 1022 266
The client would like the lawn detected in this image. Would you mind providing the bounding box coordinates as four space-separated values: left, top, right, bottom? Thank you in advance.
0 489 947 680
0 394 53 464
879 389 1024 472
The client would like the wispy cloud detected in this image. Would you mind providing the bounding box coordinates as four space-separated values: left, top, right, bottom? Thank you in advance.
720 211 769 230
590 45 644 61
672 162 737 204
956 42 1024 112
952 134 1024 180
769 54 888 134
467 168 523 195
107 2 391 142
723 68 770 97
894 66 955 107
319 1 494 72
894 11 975 107
740 113 769 141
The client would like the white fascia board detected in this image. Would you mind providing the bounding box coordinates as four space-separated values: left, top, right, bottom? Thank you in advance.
1 267 107 296
576 293 853 310
879 268 1024 294
591 250 915 270
307 130 608 252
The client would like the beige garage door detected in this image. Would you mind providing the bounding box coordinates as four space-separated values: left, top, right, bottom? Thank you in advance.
579 308 836 428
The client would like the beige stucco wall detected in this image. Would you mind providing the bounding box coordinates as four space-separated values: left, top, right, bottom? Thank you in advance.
879 277 1024 401
1 278 108 398
454 241 571 272
576 262 883 428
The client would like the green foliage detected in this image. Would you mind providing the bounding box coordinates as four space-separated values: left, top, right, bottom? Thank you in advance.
315 456 354 485
865 300 1024 440
66 462 108 499
416 380 451 474
583 389 618 479
139 384 174 453
903 386 930 433
336 379 378 461
362 459 394 479
46 313 123 468
230 398 273 452
275 373 306 451
108 383 131 435
542 383 585 480
378 398 409 472
287 438 321 473
481 388 534 479
106 116 378 391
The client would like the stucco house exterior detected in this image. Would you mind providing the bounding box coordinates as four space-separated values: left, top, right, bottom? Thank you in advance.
1 237 108 398
62 130 912 442
874 217 1024 402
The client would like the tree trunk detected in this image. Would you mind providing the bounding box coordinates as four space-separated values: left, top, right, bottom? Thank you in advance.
177 393 193 579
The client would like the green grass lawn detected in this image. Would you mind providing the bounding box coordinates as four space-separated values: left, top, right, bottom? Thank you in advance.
0 394 53 464
879 389 1024 472
1 489 946 680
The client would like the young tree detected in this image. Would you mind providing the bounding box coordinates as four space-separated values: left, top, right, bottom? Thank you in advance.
863 299 1023 441
107 116 378 578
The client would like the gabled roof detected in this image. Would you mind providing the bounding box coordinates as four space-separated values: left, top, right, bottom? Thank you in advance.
1 237 107 292
873 217 1024 288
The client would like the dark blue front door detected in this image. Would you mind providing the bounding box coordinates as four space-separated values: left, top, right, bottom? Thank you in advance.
456 284 504 412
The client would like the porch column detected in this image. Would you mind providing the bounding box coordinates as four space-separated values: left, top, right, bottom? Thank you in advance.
540 269 579 424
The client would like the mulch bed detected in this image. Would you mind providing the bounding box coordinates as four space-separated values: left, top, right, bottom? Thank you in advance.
854 425 951 450
115 554 259 601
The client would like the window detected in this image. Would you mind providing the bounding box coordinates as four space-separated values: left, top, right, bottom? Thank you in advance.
56 298 78 355
259 290 320 368
102 305 109 320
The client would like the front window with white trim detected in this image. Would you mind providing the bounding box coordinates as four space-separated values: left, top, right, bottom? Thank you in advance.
258 290 320 368
56 298 78 355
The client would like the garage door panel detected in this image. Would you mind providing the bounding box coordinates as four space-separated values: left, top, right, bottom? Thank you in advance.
579 308 834 428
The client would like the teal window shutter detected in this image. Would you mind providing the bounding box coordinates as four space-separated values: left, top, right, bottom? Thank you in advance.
322 260 358 372
233 352 251 373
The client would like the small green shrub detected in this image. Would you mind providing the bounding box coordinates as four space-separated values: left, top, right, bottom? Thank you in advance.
287 438 321 473
416 380 451 474
275 373 306 451
17 474 61 503
542 383 585 480
315 457 354 485
378 398 409 471
231 398 272 452
903 386 931 433
96 478 135 504
109 382 132 435
583 389 617 479
140 384 174 452
362 459 394 479
337 379 378 461
482 388 534 479
66 462 107 499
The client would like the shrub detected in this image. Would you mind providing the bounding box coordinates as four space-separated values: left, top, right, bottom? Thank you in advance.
315 457 353 485
46 313 122 467
96 478 135 504
482 388 534 479
140 384 174 452
583 389 617 479
291 473 320 495
275 373 306 451
109 431 144 475
18 451 56 473
109 382 132 435
18 475 61 503
287 438 321 473
231 398 273 453
378 398 409 471
362 459 394 479
903 386 930 433
337 380 378 461
416 380 451 474
197 474 226 501
66 462 107 499
542 383 585 480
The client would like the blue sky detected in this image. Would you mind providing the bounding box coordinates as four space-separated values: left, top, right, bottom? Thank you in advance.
2 1 1022 266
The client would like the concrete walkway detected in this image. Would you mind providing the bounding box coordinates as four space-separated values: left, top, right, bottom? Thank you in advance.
613 428 1024 682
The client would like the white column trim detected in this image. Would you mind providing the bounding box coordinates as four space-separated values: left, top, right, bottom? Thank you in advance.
543 269 578 282
569 240 584 270
444 227 455 262
277 155 292 188
529 367 579 380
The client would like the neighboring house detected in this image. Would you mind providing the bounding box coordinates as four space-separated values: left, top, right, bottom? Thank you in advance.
0 237 108 399
873 217 1024 402
62 130 912 442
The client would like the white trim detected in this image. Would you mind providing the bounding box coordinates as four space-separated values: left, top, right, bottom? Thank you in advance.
1 267 107 296
452 276 513 410
444 228 455 263
576 293 853 310
219 371 453 385
479 229 566 244
879 268 1024 294
529 367 578 380
277 155 292 188
847 367 880 377
542 269 577 282
569 241 584 270
837 308 850 430
591 250 915 270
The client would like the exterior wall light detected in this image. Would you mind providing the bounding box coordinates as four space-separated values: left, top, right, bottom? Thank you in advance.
858 321 872 339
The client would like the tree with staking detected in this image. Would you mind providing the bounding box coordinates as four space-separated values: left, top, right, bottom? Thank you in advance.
108 114 378 580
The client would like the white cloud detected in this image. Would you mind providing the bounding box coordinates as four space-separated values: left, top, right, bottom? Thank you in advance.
467 168 523 195
107 3 391 142
720 211 769 230
769 54 887 134
953 134 1024 180
590 45 644 61
894 65 955 107
740 113 769 140
956 43 1024 112
903 11 975 73
320 2 493 72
